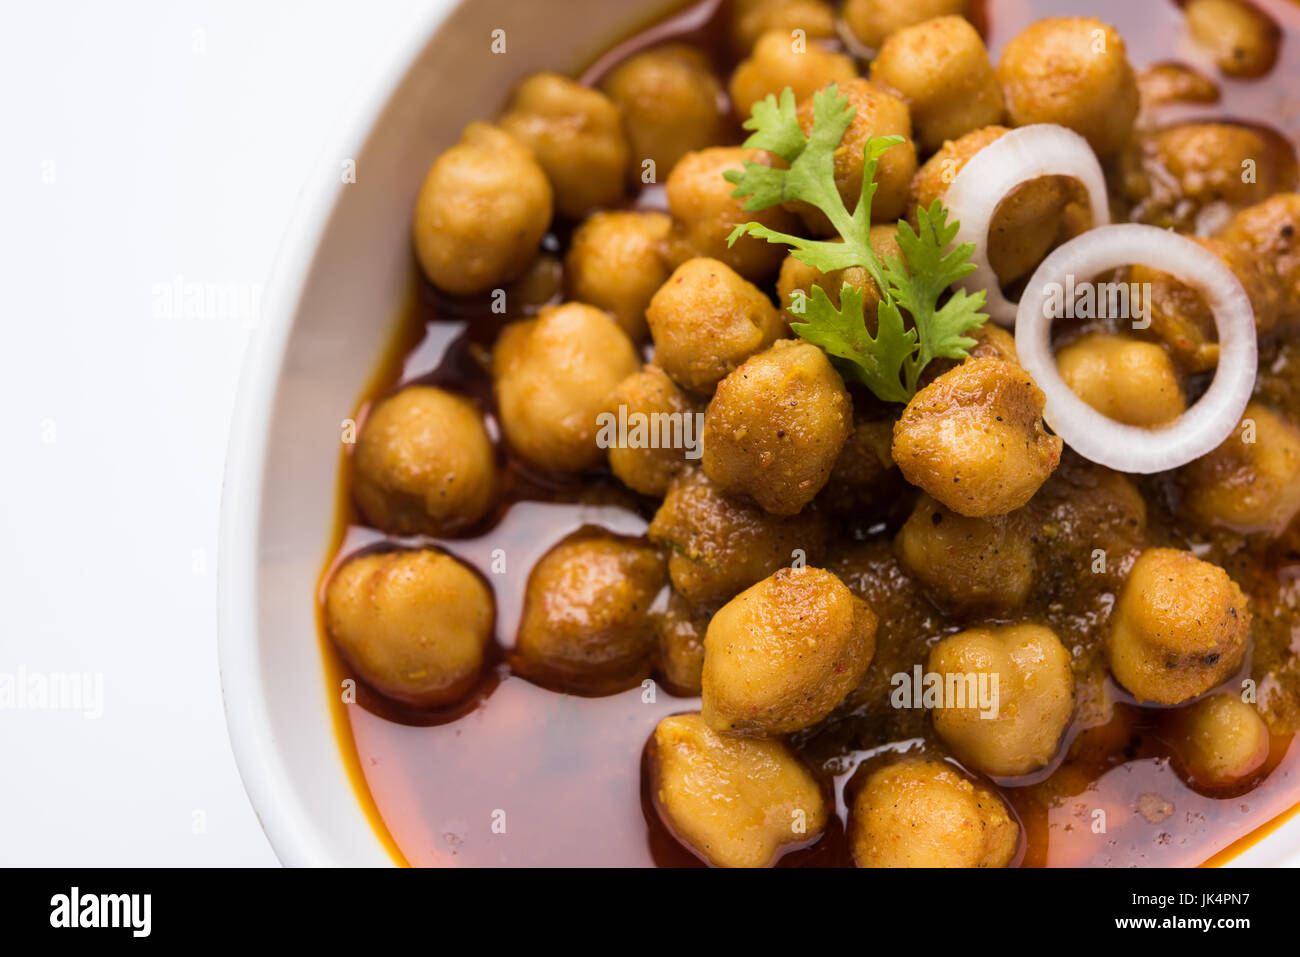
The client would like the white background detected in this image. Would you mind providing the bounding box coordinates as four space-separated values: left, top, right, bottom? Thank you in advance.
0 0 436 866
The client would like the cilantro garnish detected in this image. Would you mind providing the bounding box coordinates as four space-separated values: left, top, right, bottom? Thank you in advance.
724 84 989 403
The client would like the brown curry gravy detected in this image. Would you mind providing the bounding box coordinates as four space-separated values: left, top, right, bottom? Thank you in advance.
315 0 1300 866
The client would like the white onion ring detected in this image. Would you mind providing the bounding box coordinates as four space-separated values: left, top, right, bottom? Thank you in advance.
945 124 1111 326
1014 224 1257 474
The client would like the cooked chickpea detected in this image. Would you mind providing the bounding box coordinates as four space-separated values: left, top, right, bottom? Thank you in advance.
791 79 916 231
1154 123 1288 209
412 122 552 295
820 417 897 515
997 17 1140 157
729 0 835 54
870 17 1004 154
325 550 493 707
1219 193 1300 323
702 340 854 516
648 468 829 607
968 323 1020 364
1056 333 1186 427
1181 402 1300 536
928 624 1075 777
842 0 969 49
1137 63 1220 111
606 365 701 497
656 591 708 695
702 566 877 734
565 210 671 340
1173 693 1270 787
896 495 1035 612
775 223 900 324
728 29 856 121
665 147 800 282
514 534 667 694
652 713 826 867
1108 548 1251 705
849 758 1019 868
911 127 1083 285
352 386 496 536
492 302 641 473
1185 0 1280 78
777 253 879 326
646 257 787 395
499 72 628 218
600 45 727 182
892 357 1063 518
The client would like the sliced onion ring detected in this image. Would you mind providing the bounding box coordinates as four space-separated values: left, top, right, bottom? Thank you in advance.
945 124 1111 326
1014 224 1257 475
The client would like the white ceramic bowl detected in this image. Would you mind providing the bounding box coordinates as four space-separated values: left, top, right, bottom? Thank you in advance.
218 0 1300 867
217 0 687 867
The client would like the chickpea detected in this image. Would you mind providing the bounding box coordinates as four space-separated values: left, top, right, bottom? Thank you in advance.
892 358 1063 518
412 122 552 296
791 79 916 231
1154 123 1288 210
513 534 667 694
352 386 495 537
775 223 900 324
1056 333 1186 427
870 17 1004 154
606 365 702 497
648 468 829 607
600 45 727 182
1219 194 1300 322
651 713 826 867
729 0 835 54
1185 0 1280 78
656 591 709 695
842 0 969 49
646 257 787 395
325 550 493 708
849 758 1018 868
1126 260 1220 372
778 253 878 327
728 29 856 121
911 127 1083 286
665 147 800 282
1137 63 1220 111
1108 548 1251 705
967 323 1019 364
820 417 897 515
896 495 1035 612
702 340 854 516
492 302 641 473
565 210 671 341
499 72 628 219
1180 402 1300 536
702 566 877 734
1172 693 1270 787
928 624 1075 777
997 17 1140 158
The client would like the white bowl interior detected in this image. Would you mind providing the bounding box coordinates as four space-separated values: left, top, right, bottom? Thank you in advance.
221 0 681 866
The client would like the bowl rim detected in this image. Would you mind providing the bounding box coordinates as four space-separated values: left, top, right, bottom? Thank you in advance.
216 0 457 867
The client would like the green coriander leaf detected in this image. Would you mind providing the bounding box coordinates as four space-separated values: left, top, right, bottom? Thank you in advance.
723 86 988 403
888 201 988 391
790 284 915 405
736 87 805 160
